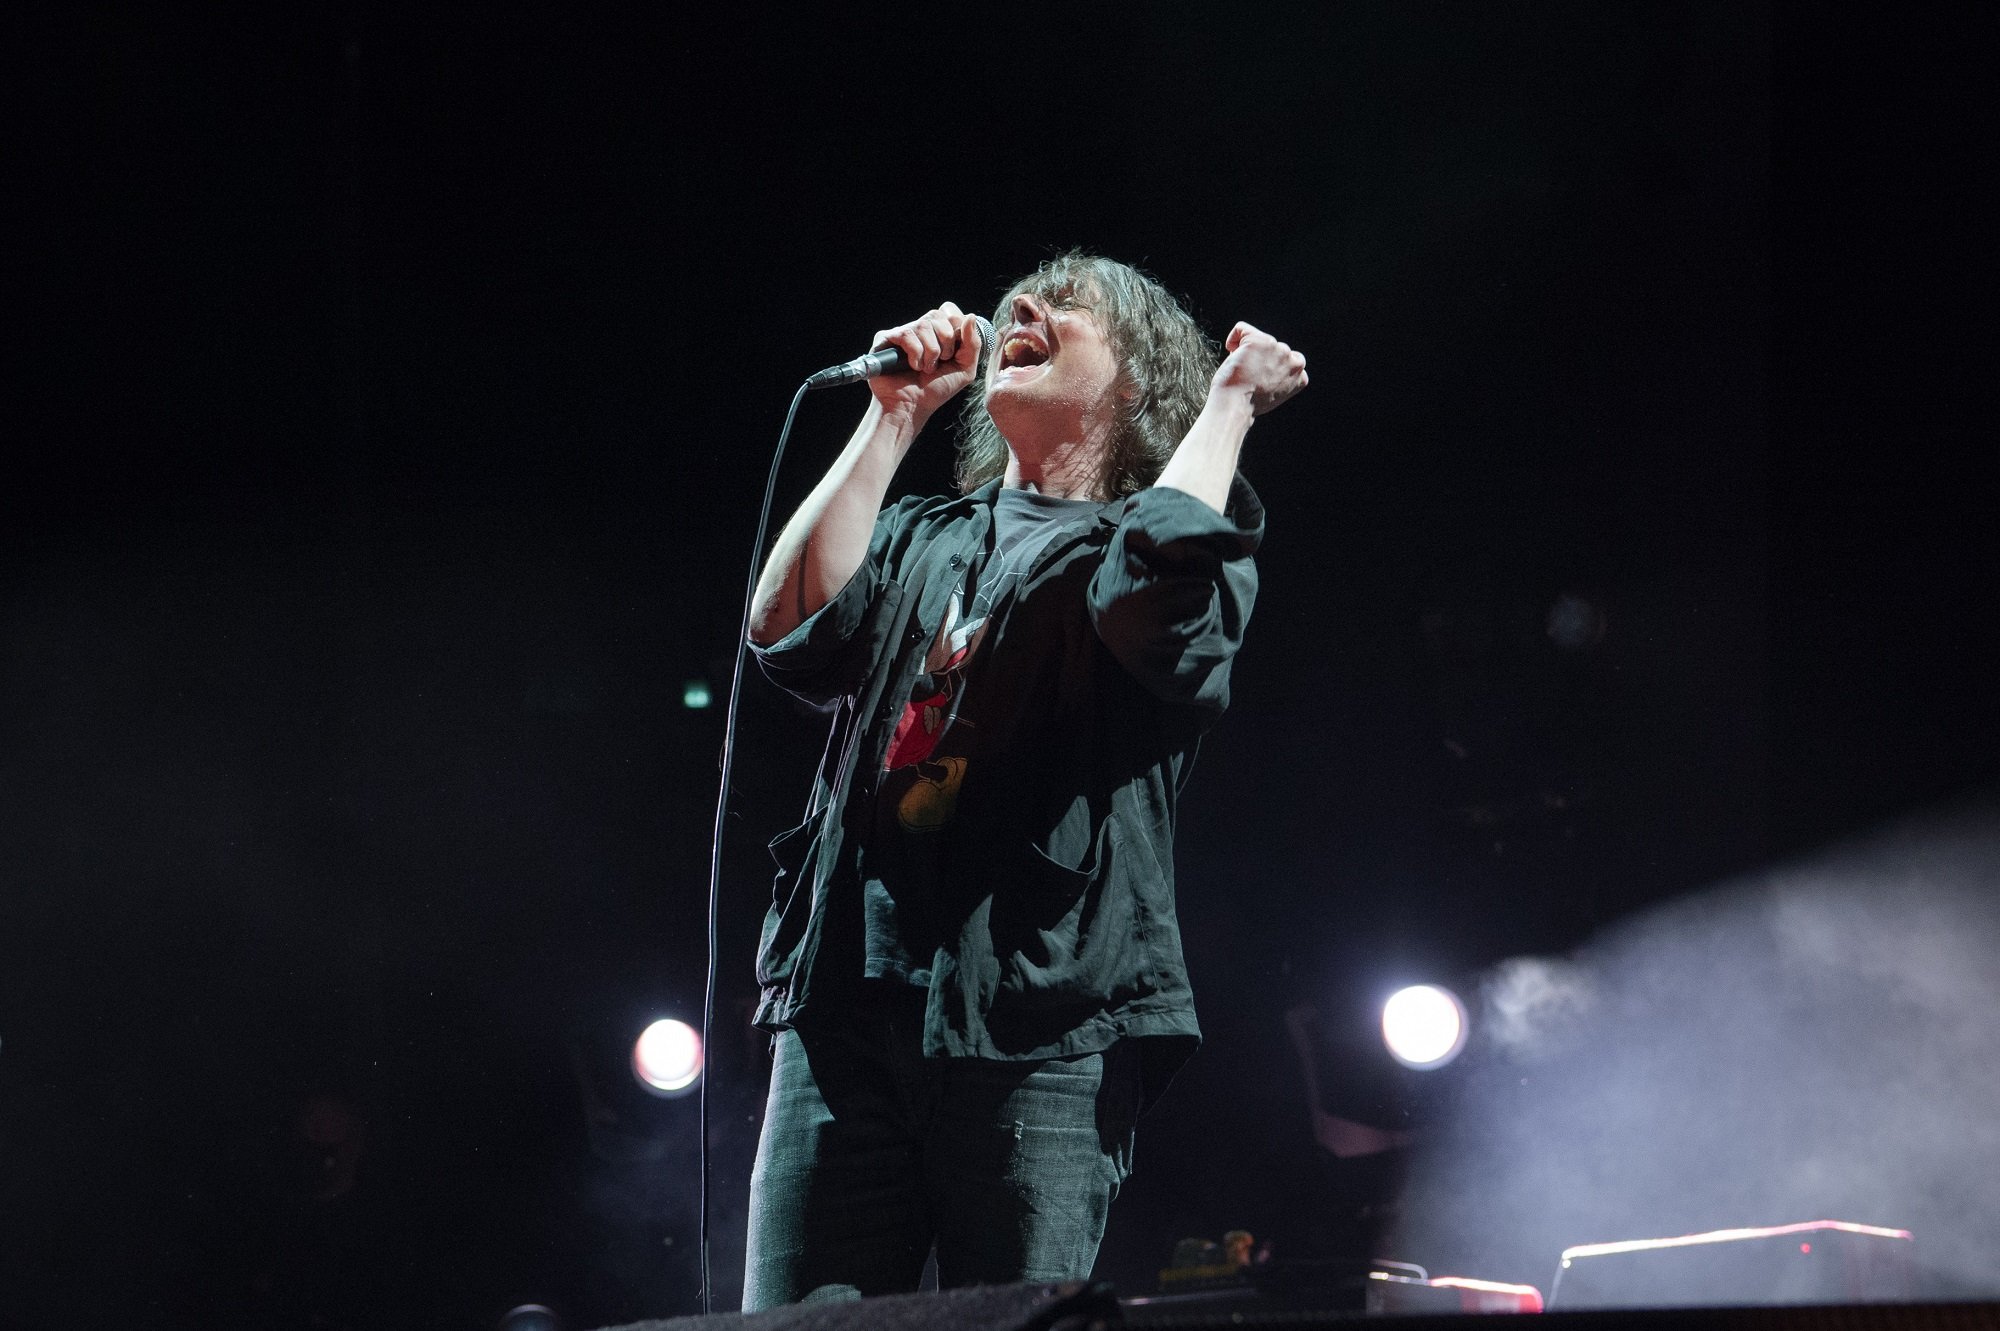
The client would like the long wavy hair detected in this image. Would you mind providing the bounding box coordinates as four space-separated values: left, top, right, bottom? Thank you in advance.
954 251 1220 498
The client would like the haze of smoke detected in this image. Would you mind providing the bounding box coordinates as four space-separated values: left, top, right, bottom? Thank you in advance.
1391 794 2000 1302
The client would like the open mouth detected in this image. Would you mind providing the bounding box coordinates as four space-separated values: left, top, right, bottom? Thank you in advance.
999 334 1050 371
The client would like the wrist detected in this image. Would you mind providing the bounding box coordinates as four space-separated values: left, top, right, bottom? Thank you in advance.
1201 386 1257 431
860 397 929 455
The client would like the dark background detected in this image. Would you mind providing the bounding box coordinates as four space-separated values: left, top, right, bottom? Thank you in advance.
4 5 1989 1327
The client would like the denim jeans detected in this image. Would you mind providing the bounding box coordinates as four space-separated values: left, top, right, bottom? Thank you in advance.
741 1002 1142 1311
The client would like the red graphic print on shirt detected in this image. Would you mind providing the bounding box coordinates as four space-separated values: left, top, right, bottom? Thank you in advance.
883 587 988 771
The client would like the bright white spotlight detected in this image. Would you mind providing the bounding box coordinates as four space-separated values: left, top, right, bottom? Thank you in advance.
632 1018 703 1095
1383 984 1468 1069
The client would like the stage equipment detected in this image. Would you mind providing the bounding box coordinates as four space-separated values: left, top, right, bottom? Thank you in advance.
584 1280 2000 1330
1368 1270 1545 1314
1551 1219 1917 1308
1132 1299 1991 1329
593 1280 1117 1331
1135 1257 1541 1322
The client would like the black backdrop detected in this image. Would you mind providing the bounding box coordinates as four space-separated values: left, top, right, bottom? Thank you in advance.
5 6 1990 1327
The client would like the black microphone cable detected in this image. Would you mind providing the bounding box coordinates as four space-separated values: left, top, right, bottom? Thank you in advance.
697 316 993 1312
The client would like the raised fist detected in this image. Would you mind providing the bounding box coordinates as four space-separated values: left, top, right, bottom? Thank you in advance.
1211 322 1308 417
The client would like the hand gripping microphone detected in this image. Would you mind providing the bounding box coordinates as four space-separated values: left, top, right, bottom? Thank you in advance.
804 314 997 389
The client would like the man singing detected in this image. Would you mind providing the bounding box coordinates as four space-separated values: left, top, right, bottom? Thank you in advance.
741 252 1307 1308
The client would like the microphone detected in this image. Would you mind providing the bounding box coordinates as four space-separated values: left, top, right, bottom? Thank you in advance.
804 314 996 389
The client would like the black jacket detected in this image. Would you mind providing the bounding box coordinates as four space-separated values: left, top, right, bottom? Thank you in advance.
750 476 1262 1103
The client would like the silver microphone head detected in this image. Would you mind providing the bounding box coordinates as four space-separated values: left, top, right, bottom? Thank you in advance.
969 314 997 379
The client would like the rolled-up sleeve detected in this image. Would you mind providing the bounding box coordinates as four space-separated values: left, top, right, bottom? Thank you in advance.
751 496 923 707
1087 480 1263 718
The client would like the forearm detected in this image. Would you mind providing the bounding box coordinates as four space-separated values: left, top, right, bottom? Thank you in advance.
747 399 922 645
1153 392 1254 513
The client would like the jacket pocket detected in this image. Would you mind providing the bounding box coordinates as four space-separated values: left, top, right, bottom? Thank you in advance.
1026 818 1108 882
995 818 1112 938
756 817 822 988
767 816 821 902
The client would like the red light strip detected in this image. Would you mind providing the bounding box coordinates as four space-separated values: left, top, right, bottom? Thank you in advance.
1429 1276 1547 1297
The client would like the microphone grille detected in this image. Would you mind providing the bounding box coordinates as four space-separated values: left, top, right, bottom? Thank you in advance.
971 314 997 377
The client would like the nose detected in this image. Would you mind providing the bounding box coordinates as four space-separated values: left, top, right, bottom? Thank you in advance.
1008 292 1045 328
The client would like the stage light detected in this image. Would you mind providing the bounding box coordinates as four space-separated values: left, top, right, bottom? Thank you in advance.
1383 984 1468 1069
682 679 712 709
632 1018 703 1095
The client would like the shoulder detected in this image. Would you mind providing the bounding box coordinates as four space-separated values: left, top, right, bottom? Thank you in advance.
882 479 1002 537
868 483 999 577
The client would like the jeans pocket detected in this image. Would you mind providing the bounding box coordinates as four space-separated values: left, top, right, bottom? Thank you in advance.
1098 1041 1143 1184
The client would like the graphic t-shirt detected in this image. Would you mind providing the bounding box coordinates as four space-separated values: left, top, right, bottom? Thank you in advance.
861 486 1110 988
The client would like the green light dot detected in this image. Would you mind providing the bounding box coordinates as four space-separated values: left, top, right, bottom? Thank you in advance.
682 680 712 710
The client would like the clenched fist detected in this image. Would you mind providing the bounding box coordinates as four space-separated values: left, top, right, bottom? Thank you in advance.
1210 322 1308 417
